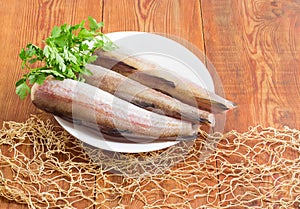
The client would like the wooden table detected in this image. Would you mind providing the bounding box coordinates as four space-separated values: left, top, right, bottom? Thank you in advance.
0 0 299 208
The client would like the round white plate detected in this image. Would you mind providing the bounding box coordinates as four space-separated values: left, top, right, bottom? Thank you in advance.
54 32 214 153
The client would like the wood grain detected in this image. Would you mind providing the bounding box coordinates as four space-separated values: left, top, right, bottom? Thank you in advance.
0 0 103 124
102 0 204 51
0 0 103 208
201 0 300 133
0 0 299 208
99 0 219 208
201 0 300 207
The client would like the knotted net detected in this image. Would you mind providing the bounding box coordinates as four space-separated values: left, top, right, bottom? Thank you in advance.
0 115 299 208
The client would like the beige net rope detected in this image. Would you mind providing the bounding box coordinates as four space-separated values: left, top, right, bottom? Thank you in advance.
0 115 299 208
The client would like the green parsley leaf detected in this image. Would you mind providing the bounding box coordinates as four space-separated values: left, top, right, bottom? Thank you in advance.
78 29 96 41
88 16 104 31
19 48 26 60
28 74 37 84
87 55 97 63
51 26 62 37
16 17 117 99
16 78 26 87
16 82 31 100
35 74 46 84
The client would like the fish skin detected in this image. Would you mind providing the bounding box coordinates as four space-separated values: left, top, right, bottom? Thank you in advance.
83 64 215 125
93 49 237 113
31 78 199 140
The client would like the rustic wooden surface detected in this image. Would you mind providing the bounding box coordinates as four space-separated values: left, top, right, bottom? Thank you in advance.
0 0 299 208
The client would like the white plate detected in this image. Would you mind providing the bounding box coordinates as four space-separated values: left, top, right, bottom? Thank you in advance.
54 32 214 153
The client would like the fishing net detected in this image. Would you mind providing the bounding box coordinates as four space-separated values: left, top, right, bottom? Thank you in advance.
0 114 299 208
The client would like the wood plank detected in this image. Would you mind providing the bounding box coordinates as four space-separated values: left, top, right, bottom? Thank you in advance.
0 0 298 208
98 0 219 208
0 0 103 125
201 0 300 207
0 0 103 208
201 0 300 133
102 0 204 51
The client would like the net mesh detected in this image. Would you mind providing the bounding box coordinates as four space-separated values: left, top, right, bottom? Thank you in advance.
0 115 299 208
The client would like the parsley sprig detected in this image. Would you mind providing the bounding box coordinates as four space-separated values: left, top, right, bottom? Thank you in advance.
16 16 116 99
